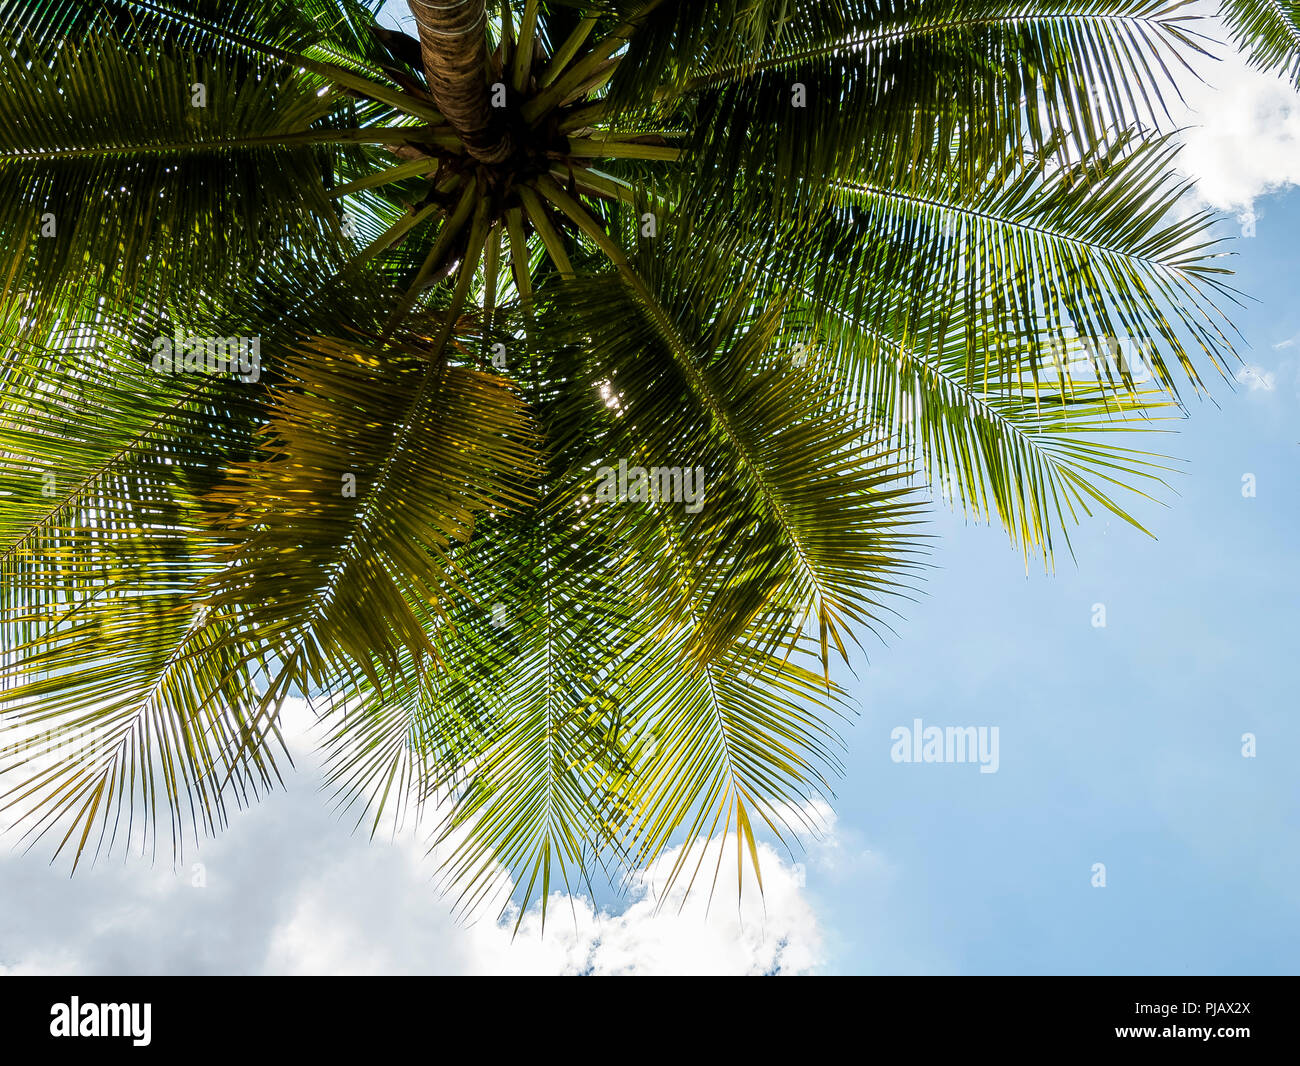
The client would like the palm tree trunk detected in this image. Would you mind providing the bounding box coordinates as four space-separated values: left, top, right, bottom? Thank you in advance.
408 0 513 165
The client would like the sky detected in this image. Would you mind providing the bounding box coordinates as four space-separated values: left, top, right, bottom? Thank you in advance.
1 7 1297 976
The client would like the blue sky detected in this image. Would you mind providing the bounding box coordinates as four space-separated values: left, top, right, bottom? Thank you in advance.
1 6 1297 976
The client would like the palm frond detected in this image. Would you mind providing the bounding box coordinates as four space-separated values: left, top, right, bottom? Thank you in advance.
0 31 370 329
201 330 540 695
0 307 278 866
1219 0 1300 84
678 130 1239 560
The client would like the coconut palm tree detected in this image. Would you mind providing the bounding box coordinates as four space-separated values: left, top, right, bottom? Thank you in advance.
0 0 1295 919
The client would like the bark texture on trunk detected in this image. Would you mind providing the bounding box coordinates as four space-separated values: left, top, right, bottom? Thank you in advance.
409 0 514 165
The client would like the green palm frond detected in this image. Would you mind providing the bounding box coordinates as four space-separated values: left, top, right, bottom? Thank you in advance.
0 309 278 865
2 0 400 79
314 489 643 919
544 229 926 662
1219 0 1300 84
201 330 541 694
412 233 925 913
0 31 378 329
650 0 1215 221
760 131 1239 559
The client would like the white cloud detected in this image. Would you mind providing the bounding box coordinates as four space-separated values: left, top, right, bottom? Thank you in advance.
1165 15 1300 213
265 830 822 976
0 700 833 976
1235 363 1277 390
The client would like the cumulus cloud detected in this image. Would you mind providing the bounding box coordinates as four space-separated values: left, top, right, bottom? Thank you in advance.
0 700 832 976
1163 11 1300 213
263 831 822 976
1173 59 1300 213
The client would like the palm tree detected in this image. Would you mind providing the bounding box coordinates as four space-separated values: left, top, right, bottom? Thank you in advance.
0 0 1295 920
